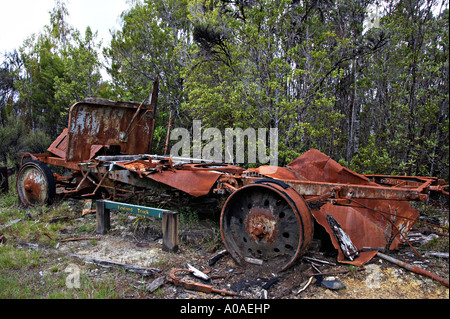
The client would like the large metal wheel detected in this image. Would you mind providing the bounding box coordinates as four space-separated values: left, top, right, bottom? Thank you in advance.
220 181 313 272
17 160 56 207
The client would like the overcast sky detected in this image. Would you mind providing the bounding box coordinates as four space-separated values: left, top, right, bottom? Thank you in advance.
0 0 131 55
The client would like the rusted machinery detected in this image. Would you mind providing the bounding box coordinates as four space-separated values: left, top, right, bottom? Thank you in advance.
16 79 448 273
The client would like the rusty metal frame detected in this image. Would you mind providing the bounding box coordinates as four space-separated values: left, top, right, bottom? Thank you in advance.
16 78 448 272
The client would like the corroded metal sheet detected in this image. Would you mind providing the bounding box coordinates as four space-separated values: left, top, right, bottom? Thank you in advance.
66 99 155 162
287 148 371 185
48 128 103 161
146 170 222 197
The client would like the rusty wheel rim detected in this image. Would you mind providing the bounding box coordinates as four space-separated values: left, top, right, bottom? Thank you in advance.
17 160 55 207
220 182 313 272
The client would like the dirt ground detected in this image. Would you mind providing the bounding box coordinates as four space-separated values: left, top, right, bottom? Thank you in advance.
57 209 449 300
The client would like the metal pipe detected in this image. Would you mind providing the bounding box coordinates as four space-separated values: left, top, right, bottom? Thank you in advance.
376 252 449 288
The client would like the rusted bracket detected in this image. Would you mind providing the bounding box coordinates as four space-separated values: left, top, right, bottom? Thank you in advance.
120 100 146 142
168 269 238 296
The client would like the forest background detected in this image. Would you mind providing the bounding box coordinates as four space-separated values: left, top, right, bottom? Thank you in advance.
0 0 448 182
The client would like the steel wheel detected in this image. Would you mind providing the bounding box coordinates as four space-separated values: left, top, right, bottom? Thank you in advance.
220 181 313 272
17 160 56 207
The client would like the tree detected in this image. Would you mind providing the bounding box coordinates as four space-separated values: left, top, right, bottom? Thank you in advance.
104 0 193 152
13 0 104 137
54 26 103 120
0 0 104 166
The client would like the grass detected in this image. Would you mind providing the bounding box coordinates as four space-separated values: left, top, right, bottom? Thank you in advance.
0 176 159 299
0 243 141 298
1 173 447 298
414 202 449 254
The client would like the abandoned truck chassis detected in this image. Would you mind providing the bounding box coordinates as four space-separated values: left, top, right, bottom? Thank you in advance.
16 79 448 273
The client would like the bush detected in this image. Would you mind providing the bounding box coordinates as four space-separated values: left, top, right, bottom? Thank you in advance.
0 115 52 167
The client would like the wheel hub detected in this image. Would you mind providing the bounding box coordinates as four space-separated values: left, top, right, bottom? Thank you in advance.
246 207 277 242
17 160 56 207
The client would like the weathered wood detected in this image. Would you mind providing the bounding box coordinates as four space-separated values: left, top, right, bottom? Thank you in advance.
19 241 161 275
146 276 166 292
0 219 22 231
208 249 229 266
162 211 179 252
327 214 359 261
303 256 336 266
95 200 110 235
67 253 160 275
296 276 314 295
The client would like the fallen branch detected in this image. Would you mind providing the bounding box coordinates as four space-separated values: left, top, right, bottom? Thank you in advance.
67 253 160 275
43 232 53 240
311 267 366 277
303 256 336 266
0 219 22 231
376 252 449 288
19 242 161 276
59 237 101 243
424 251 449 259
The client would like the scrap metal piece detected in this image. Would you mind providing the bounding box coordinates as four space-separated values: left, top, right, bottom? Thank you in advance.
168 269 238 296
186 263 210 281
376 252 449 288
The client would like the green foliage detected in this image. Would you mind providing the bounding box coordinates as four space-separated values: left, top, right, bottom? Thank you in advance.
349 134 392 174
0 115 52 166
0 0 448 181
0 0 104 167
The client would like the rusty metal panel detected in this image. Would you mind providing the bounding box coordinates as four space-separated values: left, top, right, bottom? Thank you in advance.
48 128 103 161
287 148 371 185
66 99 155 162
146 170 222 197
312 199 419 266
47 128 69 158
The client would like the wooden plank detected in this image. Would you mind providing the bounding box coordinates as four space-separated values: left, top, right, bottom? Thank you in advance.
95 200 110 235
162 211 179 252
